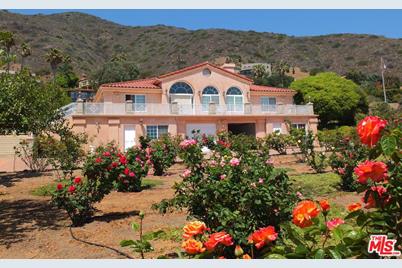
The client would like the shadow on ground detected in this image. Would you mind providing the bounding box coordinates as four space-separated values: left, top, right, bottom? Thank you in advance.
0 199 66 247
0 171 51 188
92 210 140 223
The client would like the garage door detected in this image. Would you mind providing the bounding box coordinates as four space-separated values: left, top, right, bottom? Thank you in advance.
186 123 216 138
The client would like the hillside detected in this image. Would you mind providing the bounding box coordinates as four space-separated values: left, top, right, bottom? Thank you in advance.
1 10 402 78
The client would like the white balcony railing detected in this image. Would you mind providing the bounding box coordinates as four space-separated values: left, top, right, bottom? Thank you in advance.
65 101 314 117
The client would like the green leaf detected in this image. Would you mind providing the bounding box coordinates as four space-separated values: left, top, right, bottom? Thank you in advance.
381 136 397 156
267 254 286 259
328 249 342 259
314 249 325 259
120 239 135 247
131 222 140 231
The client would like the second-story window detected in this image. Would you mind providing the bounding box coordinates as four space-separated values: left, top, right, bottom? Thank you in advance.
261 97 276 112
126 94 146 112
226 87 243 112
201 86 219 111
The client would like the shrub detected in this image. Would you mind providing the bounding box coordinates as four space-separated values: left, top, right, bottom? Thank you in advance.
14 137 49 172
328 137 368 191
148 134 179 176
154 139 297 248
264 133 292 155
52 143 150 225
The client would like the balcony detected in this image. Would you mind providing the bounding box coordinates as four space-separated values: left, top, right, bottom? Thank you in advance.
63 101 314 117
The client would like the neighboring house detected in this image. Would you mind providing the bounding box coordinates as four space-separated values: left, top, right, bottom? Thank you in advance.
67 75 95 102
65 62 318 150
239 63 272 78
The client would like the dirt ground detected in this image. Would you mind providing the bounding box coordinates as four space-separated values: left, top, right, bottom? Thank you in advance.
0 158 360 259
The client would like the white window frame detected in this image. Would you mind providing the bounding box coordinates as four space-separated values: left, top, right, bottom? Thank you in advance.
261 97 276 112
126 94 146 112
146 125 169 139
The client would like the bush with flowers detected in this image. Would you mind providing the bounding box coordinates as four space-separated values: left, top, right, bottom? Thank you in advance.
154 137 297 257
263 132 293 155
147 134 180 176
52 143 151 225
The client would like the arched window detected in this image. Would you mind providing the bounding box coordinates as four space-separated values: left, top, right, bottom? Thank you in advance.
226 87 243 112
169 82 193 112
201 86 219 111
169 82 193 94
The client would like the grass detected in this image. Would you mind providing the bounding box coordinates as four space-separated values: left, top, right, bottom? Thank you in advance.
30 178 164 196
30 183 56 196
142 178 164 189
290 172 341 198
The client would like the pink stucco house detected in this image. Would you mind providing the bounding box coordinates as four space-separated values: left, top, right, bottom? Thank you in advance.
65 62 318 150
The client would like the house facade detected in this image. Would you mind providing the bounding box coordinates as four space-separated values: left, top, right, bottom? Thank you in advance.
65 62 318 150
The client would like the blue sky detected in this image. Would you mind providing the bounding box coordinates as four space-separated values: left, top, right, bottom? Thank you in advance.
10 9 402 38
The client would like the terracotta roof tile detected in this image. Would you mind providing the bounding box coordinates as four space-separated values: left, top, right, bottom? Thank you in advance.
250 84 295 93
158 61 253 82
102 78 161 89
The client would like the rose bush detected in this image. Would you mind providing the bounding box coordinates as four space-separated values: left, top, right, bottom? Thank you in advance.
147 134 180 176
154 138 297 252
52 143 150 225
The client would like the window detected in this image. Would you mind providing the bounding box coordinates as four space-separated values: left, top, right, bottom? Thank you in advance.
126 94 146 112
226 87 243 112
261 97 276 112
202 68 211 77
272 123 282 133
201 86 219 111
291 124 306 130
169 82 193 94
146 125 168 139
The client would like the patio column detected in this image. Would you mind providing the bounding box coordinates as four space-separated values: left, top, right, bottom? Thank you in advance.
76 98 84 114
125 99 133 113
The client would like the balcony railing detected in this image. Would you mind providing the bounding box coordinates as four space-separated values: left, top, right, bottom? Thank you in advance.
65 101 314 116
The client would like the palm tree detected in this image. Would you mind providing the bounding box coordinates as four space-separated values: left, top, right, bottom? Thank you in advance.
0 31 16 72
45 48 64 80
20 42 31 70
274 60 291 86
252 64 268 80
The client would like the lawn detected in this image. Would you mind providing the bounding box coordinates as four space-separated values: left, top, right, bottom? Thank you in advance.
290 172 341 198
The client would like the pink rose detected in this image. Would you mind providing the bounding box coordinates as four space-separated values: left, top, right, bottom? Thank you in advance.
220 174 227 180
326 218 345 230
182 169 191 178
229 158 240 167
258 178 264 184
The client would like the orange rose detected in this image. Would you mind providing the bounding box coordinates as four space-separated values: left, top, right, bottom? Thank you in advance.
204 231 233 251
363 186 390 209
347 202 362 212
292 200 320 228
182 221 208 239
182 239 206 255
242 254 252 259
357 116 387 148
248 226 278 249
354 160 388 184
319 199 330 212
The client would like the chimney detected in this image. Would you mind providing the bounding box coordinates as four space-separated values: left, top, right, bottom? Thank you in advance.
221 63 236 73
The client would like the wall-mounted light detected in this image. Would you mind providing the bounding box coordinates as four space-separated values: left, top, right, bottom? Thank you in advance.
139 118 144 126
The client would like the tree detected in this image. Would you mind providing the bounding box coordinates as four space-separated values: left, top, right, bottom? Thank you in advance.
0 31 16 72
45 48 64 79
19 42 31 70
0 70 70 135
290 72 364 127
55 62 79 88
252 64 268 80
92 58 140 88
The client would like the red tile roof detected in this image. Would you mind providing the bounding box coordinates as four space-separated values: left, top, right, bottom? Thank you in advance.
158 61 253 82
102 78 161 89
250 84 295 93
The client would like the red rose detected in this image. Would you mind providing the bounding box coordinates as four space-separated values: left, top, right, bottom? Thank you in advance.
95 157 102 163
56 183 63 191
68 185 76 193
73 177 81 184
248 226 278 249
319 199 330 212
129 172 135 177
354 160 388 184
204 231 234 251
357 116 387 147
119 156 127 165
124 168 129 175
112 162 118 168
103 151 111 157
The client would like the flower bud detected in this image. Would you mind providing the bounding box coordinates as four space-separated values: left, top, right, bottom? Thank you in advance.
139 211 145 219
234 245 244 257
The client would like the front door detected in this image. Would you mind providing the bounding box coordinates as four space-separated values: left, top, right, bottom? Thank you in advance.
124 125 136 150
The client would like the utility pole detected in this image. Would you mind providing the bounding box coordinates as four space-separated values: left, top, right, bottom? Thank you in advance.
380 57 387 103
